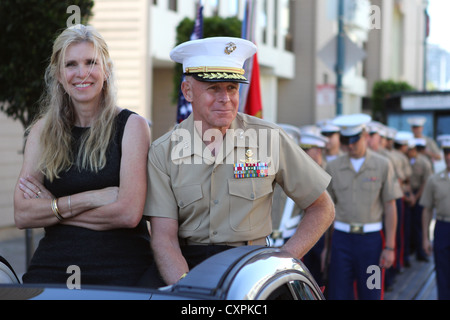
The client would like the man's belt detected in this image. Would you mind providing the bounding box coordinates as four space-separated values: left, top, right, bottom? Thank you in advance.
334 221 382 234
179 237 268 247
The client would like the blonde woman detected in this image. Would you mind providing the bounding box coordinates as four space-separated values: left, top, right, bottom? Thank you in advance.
14 25 153 287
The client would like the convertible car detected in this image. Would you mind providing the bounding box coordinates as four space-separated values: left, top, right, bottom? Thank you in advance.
0 246 324 300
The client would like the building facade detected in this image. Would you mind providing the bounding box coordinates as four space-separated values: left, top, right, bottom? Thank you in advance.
365 0 428 93
427 43 450 90
88 0 427 139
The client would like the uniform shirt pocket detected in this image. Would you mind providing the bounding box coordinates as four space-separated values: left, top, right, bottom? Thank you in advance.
435 182 449 204
331 175 350 205
173 184 204 231
228 178 273 231
361 177 382 205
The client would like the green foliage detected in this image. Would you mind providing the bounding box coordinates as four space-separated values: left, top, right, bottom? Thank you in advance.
371 80 415 122
172 16 242 103
0 0 94 129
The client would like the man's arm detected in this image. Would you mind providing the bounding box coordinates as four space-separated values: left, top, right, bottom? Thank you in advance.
426 138 441 161
282 191 335 259
379 199 397 268
422 207 433 256
150 216 189 285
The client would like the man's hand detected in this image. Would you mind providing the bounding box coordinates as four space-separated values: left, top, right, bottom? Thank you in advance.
150 217 190 285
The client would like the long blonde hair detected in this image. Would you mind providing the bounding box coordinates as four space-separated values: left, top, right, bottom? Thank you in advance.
37 24 118 181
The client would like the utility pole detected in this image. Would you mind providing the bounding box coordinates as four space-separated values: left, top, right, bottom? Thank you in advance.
336 0 345 115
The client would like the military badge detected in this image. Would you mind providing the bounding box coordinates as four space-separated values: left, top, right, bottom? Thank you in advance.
224 42 237 55
233 150 268 178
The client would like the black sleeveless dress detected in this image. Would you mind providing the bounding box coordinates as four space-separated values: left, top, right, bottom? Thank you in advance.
23 109 153 287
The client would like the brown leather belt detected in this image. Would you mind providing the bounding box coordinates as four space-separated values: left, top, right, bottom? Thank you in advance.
179 237 268 247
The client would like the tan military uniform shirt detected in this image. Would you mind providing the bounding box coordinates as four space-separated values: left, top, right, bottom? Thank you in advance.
144 113 331 244
379 148 403 181
391 149 412 183
326 149 402 224
409 154 432 191
425 136 440 167
420 170 450 221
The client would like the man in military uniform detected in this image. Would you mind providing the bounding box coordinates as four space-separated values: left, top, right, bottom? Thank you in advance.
406 138 433 262
391 132 414 268
318 120 343 164
144 37 335 286
408 116 441 170
326 114 402 300
366 122 404 290
420 135 450 300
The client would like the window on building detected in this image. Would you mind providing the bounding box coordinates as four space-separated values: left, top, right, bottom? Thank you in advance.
261 0 268 44
273 0 278 46
281 0 293 52
168 0 177 11
362 42 368 78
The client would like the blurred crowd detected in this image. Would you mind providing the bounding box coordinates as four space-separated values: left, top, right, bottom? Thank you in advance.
271 114 449 300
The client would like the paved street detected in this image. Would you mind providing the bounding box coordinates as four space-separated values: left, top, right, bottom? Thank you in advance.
0 226 438 300
384 254 437 300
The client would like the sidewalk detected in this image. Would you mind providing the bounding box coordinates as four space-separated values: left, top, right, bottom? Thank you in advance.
384 254 437 300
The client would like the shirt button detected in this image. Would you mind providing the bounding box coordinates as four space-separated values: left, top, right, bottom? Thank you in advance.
212 231 218 236
179 201 184 207
214 200 219 205
250 193 255 199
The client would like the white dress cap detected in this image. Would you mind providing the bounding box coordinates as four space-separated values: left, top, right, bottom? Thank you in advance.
415 138 426 147
367 121 387 137
170 37 257 83
278 124 302 145
386 127 397 140
394 131 414 145
437 134 450 149
408 138 426 149
317 119 340 133
407 116 427 127
299 125 328 148
332 113 372 136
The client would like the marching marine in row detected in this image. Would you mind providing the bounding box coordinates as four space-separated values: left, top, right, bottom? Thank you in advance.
325 114 402 300
408 117 441 169
366 121 405 289
420 135 450 300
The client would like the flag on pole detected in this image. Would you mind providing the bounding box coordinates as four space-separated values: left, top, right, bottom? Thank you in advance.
244 51 263 118
176 2 204 123
240 0 263 118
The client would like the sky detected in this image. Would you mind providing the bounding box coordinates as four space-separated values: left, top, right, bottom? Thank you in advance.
427 0 450 52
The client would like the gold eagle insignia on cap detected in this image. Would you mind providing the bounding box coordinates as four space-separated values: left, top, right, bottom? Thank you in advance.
224 42 237 55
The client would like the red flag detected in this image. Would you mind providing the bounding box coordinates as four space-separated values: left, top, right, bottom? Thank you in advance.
244 52 263 118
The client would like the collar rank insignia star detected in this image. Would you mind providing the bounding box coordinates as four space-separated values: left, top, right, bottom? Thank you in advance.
233 150 268 179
